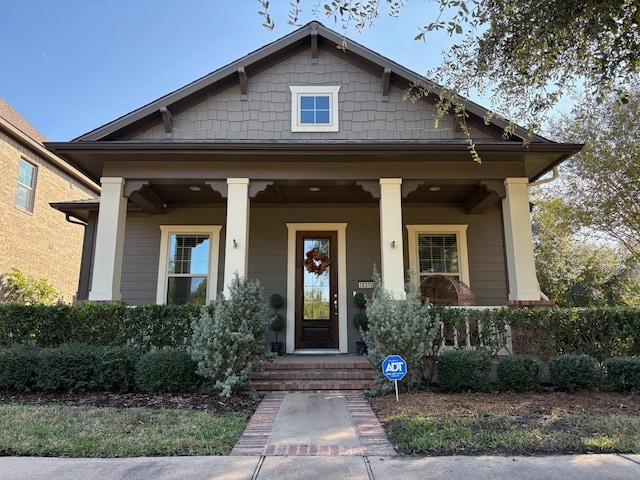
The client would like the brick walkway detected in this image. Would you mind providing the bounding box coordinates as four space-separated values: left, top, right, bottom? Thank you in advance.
230 391 396 457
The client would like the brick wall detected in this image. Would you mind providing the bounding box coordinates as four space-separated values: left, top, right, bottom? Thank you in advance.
0 130 96 302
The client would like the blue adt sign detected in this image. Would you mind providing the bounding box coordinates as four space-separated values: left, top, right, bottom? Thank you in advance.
382 355 407 381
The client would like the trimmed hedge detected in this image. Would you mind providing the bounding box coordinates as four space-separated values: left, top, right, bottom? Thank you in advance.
496 355 541 392
549 354 601 392
0 345 40 391
437 349 493 392
135 350 201 394
35 343 100 392
604 357 640 394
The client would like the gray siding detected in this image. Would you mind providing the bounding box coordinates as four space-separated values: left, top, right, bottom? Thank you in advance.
134 48 494 142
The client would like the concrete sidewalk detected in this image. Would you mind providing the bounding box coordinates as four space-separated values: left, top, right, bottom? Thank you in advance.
2 391 640 479
2 454 640 480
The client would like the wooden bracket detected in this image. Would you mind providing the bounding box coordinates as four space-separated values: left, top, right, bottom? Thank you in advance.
238 67 248 100
159 106 172 137
382 68 391 101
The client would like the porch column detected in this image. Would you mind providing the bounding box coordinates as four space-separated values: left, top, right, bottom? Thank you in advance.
379 178 405 299
223 178 250 294
502 178 541 301
88 177 127 302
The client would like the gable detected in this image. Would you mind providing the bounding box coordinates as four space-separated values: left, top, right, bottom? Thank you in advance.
132 47 496 143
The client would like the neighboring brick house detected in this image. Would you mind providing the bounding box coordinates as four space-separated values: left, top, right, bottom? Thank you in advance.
48 23 582 353
0 98 100 302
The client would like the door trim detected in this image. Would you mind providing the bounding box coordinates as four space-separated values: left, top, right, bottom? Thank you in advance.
286 223 348 354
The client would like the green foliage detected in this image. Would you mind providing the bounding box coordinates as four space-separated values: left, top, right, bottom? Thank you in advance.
436 349 493 393
552 86 640 263
549 354 601 392
496 355 541 392
191 274 273 398
362 269 441 393
604 357 640 394
268 313 285 332
135 349 200 394
352 312 368 331
0 268 58 305
269 293 284 309
95 347 142 393
35 343 100 392
353 292 367 309
0 345 40 391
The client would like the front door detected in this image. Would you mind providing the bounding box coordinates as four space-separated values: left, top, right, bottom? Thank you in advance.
295 231 338 349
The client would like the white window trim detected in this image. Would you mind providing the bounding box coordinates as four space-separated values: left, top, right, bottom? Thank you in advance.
406 225 470 287
289 85 340 132
156 225 222 305
15 158 37 212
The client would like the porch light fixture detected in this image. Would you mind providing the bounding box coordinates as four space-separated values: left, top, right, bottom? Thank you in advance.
391 240 396 249
309 186 320 192
429 186 441 192
189 186 201 192
233 239 238 248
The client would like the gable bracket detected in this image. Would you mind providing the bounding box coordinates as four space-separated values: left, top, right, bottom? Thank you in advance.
310 25 318 64
125 181 167 215
357 181 380 199
464 180 505 215
382 68 391 102
238 67 248 100
159 106 173 137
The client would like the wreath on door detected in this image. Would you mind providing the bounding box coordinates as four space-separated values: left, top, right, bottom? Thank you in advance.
304 247 330 276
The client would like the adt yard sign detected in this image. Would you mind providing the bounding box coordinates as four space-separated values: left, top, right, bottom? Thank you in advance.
382 355 407 381
382 355 406 402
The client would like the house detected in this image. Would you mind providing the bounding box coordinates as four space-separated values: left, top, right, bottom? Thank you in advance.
0 98 100 302
46 23 582 353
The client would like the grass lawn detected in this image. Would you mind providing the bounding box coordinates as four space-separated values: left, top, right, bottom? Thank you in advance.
0 404 249 457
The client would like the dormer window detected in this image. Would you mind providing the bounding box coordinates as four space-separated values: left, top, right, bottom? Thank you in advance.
290 86 340 132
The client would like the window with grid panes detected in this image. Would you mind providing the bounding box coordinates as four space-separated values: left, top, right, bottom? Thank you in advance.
15 159 36 212
417 234 460 283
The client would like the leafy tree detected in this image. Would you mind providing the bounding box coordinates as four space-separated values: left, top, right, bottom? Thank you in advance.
531 197 640 307
259 0 640 155
0 268 58 305
552 85 640 261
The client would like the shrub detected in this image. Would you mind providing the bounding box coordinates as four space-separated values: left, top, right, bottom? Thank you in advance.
269 293 284 309
0 268 58 304
0 345 40 391
135 349 200 394
549 354 601 392
437 349 493 393
353 292 367 309
496 355 541 392
191 274 273 397
604 357 640 394
35 343 100 392
95 347 142 393
363 269 441 393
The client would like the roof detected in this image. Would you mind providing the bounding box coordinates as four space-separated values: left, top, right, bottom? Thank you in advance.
45 22 582 183
0 98 100 195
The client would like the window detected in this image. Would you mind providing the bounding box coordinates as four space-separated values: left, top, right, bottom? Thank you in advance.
15 159 36 212
156 226 221 305
289 86 340 132
407 225 470 286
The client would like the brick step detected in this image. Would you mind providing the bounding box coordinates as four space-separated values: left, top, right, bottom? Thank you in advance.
250 356 376 391
251 379 375 392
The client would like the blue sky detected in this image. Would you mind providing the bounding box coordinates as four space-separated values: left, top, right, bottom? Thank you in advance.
1 1 461 141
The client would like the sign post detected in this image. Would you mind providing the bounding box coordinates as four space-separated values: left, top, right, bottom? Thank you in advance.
381 354 407 402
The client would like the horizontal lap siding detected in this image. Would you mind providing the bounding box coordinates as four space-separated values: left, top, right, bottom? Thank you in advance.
403 204 508 305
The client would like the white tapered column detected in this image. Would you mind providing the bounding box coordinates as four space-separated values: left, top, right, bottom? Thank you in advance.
88 177 127 301
379 178 405 299
223 178 250 295
502 178 541 301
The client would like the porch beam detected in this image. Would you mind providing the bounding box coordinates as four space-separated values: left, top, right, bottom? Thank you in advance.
464 186 499 214
129 185 167 215
502 177 541 301
379 178 405 299
223 178 250 295
88 177 127 302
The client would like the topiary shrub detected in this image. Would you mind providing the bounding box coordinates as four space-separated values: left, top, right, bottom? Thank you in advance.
135 349 200 394
496 355 541 392
604 357 640 394
269 293 284 309
95 346 142 393
0 345 40 391
191 274 273 397
352 312 369 331
549 354 601 392
353 292 367 309
35 343 100 392
436 349 493 393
